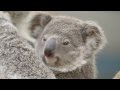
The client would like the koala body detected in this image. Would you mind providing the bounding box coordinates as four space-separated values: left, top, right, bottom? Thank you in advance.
0 11 55 79
35 15 107 79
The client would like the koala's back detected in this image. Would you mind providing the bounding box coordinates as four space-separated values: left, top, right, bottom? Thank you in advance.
0 12 55 79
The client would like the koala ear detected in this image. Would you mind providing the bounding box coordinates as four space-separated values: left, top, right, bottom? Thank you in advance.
28 12 52 39
30 11 52 29
81 21 106 51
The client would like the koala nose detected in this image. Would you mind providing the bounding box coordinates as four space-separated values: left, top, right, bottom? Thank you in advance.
44 38 56 57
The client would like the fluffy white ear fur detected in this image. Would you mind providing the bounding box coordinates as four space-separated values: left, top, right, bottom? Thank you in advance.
85 21 107 51
0 11 18 32
14 11 51 44
0 11 11 21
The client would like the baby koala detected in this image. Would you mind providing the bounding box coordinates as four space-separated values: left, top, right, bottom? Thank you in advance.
35 14 107 79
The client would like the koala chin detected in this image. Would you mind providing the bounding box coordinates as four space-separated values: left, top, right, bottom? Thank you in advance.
35 13 107 79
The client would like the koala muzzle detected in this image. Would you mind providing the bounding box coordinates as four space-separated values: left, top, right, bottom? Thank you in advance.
44 38 56 57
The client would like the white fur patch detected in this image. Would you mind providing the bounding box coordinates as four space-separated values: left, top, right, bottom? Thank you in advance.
45 56 57 66
9 74 22 79
0 65 7 79
49 55 87 72
0 65 22 79
0 11 11 21
80 60 87 65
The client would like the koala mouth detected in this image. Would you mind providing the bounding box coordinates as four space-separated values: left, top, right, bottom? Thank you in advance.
42 55 60 67
42 55 77 72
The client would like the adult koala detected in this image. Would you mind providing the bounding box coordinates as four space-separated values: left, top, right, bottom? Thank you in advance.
0 11 55 79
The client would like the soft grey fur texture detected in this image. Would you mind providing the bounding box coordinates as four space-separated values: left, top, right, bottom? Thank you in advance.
6 11 51 45
0 11 56 79
35 14 107 79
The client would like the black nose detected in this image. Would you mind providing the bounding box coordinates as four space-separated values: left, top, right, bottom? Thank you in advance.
44 49 54 57
44 38 56 57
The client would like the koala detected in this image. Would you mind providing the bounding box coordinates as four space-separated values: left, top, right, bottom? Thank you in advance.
35 14 107 79
5 11 52 46
0 11 56 79
113 71 120 79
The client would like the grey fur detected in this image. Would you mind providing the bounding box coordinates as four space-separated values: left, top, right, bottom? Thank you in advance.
35 15 107 79
6 11 51 45
0 12 56 79
5 11 30 26
3 11 107 79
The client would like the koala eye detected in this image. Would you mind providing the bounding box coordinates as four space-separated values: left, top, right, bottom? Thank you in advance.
42 37 47 42
63 39 70 45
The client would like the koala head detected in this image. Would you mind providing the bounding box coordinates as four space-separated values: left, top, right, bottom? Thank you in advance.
35 13 107 72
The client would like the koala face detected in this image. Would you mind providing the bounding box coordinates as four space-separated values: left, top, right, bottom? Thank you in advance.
35 16 106 72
